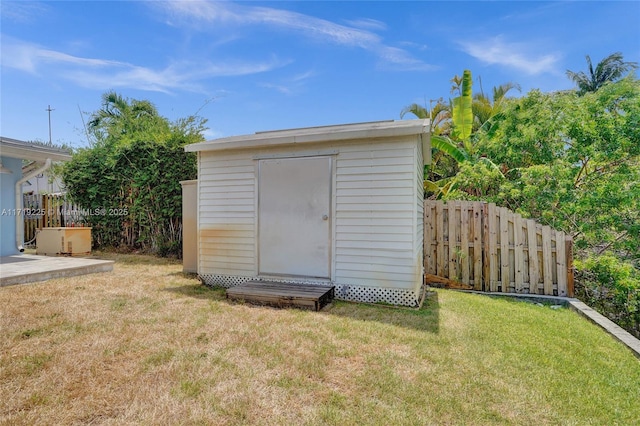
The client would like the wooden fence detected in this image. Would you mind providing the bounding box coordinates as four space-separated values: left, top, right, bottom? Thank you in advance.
424 200 574 297
23 194 85 245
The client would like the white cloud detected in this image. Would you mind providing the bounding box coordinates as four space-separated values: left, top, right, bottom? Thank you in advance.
343 18 388 32
0 1 49 23
0 36 124 73
377 46 436 71
153 1 432 70
260 69 316 95
460 36 561 75
0 35 287 93
157 1 378 47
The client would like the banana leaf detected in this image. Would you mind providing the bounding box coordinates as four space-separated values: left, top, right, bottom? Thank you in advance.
451 70 473 151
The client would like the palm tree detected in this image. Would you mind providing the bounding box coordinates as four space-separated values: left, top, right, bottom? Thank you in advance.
472 82 521 130
400 98 451 136
88 91 160 142
566 52 638 94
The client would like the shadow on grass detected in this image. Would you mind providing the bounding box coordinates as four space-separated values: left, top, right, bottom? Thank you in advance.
326 291 440 334
164 283 227 301
164 281 440 334
89 251 181 266
168 271 200 279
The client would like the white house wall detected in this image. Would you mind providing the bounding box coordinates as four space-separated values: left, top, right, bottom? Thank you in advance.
197 135 424 305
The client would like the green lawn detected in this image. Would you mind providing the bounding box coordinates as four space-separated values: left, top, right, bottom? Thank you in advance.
1 253 638 425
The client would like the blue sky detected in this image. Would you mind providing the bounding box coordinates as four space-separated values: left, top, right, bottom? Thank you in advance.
1 1 639 148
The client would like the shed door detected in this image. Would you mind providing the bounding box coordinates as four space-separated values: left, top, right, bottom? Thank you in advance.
258 156 332 279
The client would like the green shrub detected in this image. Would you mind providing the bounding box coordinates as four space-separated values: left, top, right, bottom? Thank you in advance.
574 255 640 338
62 92 205 257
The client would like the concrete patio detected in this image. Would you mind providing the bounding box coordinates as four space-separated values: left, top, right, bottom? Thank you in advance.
0 254 114 287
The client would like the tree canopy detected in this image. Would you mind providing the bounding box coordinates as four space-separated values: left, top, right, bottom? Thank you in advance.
403 64 639 336
469 76 640 261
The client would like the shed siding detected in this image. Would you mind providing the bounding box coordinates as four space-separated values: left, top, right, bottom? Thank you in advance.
198 152 256 276
415 139 425 293
334 140 418 289
197 135 422 296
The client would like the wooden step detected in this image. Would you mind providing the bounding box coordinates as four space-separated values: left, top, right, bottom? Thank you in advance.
226 280 335 311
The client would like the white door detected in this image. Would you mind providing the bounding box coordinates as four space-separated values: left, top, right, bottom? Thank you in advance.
258 156 332 279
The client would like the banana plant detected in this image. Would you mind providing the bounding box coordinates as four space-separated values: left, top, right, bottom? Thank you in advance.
451 69 474 155
403 69 510 199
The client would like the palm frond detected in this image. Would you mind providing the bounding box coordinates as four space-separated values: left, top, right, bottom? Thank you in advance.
400 103 428 119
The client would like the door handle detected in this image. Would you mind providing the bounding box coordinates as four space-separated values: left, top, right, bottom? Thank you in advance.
322 214 329 220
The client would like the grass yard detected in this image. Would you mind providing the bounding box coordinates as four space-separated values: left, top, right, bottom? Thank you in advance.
1 254 639 425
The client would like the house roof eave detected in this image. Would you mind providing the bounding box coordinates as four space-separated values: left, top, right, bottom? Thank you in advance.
0 137 72 162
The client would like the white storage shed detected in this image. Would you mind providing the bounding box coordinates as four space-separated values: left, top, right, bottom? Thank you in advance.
185 119 431 306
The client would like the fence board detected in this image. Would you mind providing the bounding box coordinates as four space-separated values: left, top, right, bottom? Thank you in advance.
499 207 510 292
424 201 434 275
482 203 490 292
488 203 499 292
472 202 483 290
565 236 574 297
526 220 539 294
542 226 553 295
448 201 457 281
514 215 524 292
436 202 444 276
424 200 572 297
461 203 470 285
556 230 567 296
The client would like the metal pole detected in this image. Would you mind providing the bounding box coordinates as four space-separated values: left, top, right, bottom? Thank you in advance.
46 105 54 144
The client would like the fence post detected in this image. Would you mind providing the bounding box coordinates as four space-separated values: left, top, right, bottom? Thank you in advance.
514 215 524 292
526 220 539 294
448 201 458 282
542 226 553 295
436 201 444 277
499 207 510 293
42 195 48 228
472 202 483 290
482 203 490 292
556 230 567 296
460 203 470 285
565 236 574 297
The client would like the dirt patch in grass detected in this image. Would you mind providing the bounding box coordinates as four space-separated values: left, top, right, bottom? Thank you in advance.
1 254 639 425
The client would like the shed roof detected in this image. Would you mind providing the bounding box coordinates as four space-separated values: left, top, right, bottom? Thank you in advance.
0 137 72 162
185 119 430 153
